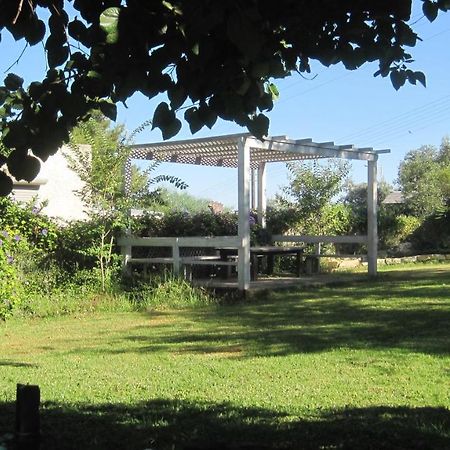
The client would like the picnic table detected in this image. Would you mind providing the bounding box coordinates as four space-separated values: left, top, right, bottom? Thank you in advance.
218 246 304 280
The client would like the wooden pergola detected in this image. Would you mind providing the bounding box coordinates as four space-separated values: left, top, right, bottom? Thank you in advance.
121 133 389 291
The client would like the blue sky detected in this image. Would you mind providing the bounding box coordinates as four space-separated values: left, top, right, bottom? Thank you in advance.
2 4 450 207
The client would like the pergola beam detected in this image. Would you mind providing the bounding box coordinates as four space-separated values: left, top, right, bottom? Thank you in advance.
246 137 379 161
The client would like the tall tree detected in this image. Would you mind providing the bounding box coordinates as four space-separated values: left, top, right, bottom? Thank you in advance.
67 113 186 290
0 0 447 193
397 138 450 218
275 160 350 234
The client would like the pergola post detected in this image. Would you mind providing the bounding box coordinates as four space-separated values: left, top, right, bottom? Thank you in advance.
367 158 378 276
121 157 133 275
238 137 251 291
257 162 267 228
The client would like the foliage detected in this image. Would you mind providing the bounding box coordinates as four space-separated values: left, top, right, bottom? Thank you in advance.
342 180 405 250
397 138 450 218
0 1 447 194
411 208 450 252
134 210 238 238
380 214 421 250
0 199 60 319
0 230 24 320
343 180 392 211
156 188 217 214
0 197 58 252
275 160 350 235
52 219 122 276
67 114 186 290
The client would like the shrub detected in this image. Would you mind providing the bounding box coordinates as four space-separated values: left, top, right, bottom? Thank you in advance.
0 230 24 319
133 210 238 237
382 214 421 250
411 208 450 252
0 197 58 252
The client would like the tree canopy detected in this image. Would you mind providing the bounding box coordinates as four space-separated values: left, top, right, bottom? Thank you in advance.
397 138 450 217
0 0 448 195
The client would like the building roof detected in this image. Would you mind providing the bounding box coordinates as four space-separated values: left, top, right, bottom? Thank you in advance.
383 191 405 204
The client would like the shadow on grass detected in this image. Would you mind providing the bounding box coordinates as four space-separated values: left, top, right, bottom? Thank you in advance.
0 361 37 368
107 268 450 358
0 399 449 449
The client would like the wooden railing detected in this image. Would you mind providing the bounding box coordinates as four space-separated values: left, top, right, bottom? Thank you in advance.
117 235 241 276
271 234 368 258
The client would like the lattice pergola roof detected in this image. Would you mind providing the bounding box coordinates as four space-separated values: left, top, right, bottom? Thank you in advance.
129 133 389 170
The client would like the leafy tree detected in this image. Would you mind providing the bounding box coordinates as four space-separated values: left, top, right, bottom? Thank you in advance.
397 138 450 218
156 188 216 214
0 0 447 194
275 160 350 234
342 180 415 250
67 114 186 290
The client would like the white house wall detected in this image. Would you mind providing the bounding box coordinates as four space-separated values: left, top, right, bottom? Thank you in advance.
11 145 89 222
37 145 88 222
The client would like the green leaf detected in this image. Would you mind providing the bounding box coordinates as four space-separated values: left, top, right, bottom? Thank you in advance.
191 42 200 56
20 155 41 182
199 106 217 129
0 171 13 196
152 102 182 139
423 0 439 21
0 87 8 105
100 7 120 44
26 19 46 46
47 44 69 68
414 71 426 87
152 102 173 129
267 83 280 101
438 0 450 10
98 100 117 121
161 118 182 140
168 85 187 109
68 18 89 44
4 73 24 91
397 23 417 47
390 70 407 90
247 113 269 139
3 122 29 149
226 12 262 59
184 107 203 134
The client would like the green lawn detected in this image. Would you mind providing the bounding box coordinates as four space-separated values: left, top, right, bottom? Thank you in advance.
1 265 449 449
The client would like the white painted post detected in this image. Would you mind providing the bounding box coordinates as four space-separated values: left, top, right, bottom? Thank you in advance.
121 230 132 275
367 159 378 276
238 137 251 291
257 162 267 228
173 238 181 277
250 169 256 210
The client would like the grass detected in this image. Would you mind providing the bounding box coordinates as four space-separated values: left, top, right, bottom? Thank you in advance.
0 264 449 449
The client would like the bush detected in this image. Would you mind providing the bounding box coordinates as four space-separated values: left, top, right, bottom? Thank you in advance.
0 230 24 319
0 198 58 252
411 209 450 252
133 210 238 237
381 214 421 250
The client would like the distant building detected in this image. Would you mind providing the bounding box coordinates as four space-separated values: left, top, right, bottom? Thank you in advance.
11 145 89 222
382 191 405 205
